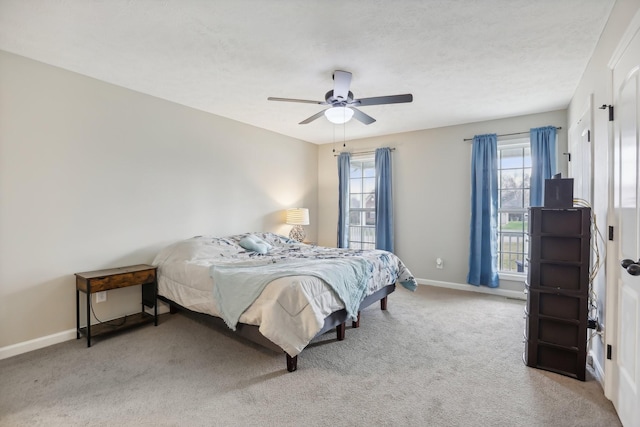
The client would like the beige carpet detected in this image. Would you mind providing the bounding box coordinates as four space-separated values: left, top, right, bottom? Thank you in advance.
0 285 621 426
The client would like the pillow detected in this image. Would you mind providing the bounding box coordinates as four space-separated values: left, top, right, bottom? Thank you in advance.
239 236 271 254
250 234 273 249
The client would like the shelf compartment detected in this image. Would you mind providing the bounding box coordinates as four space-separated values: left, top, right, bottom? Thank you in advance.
534 236 584 262
538 318 581 347
524 340 585 380
536 343 584 380
539 263 583 290
78 312 155 340
536 292 584 320
527 260 589 291
529 208 590 235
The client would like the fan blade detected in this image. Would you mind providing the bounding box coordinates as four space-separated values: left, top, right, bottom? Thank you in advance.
268 97 326 105
332 70 352 102
299 110 327 124
351 107 376 125
351 94 413 107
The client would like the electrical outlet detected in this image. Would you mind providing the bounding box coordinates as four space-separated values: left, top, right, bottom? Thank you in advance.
436 258 444 269
95 291 107 303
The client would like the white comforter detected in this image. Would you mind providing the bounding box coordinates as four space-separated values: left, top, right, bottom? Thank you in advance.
152 232 416 357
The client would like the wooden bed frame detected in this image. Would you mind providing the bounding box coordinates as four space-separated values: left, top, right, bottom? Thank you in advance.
158 283 396 372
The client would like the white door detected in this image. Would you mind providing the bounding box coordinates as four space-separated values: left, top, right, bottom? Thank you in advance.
609 20 640 427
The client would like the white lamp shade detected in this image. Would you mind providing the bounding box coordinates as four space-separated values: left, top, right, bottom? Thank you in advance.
324 107 354 124
286 208 309 225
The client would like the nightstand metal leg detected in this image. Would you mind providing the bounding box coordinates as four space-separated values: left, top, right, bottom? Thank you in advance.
154 280 158 326
76 289 80 339
86 285 91 348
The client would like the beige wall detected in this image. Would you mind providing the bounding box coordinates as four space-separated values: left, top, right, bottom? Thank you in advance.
318 110 567 293
0 51 318 349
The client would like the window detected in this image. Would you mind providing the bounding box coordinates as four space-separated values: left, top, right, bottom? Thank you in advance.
349 157 376 249
497 139 531 273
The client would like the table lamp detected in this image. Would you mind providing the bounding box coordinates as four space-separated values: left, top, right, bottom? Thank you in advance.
286 208 309 242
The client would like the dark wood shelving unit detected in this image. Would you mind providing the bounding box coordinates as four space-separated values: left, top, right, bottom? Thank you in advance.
524 207 591 381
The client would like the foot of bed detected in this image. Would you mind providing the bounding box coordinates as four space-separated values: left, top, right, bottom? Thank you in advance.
352 311 361 328
286 354 298 372
169 304 179 314
380 296 388 311
336 322 346 341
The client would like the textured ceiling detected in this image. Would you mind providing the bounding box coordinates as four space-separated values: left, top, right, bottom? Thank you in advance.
0 0 615 144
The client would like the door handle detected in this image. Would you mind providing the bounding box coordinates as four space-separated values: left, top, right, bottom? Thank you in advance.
621 259 640 276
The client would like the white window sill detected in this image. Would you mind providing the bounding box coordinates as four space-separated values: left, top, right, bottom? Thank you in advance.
498 272 527 282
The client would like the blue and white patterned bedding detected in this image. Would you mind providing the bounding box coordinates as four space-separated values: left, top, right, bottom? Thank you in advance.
153 232 416 357
204 232 416 291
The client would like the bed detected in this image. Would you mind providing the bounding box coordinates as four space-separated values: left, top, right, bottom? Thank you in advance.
152 232 417 371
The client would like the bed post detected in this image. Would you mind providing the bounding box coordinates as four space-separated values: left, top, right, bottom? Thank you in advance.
286 354 298 372
336 322 346 340
352 311 361 328
380 296 388 310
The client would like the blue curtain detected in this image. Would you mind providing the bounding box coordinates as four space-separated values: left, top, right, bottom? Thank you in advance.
530 126 557 207
337 152 351 248
467 134 499 288
375 148 393 252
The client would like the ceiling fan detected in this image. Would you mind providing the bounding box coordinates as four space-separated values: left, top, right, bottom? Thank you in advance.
267 70 413 125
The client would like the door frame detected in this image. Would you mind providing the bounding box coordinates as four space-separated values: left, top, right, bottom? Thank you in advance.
568 94 595 204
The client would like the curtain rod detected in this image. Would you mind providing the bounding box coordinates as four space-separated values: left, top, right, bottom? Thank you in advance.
333 147 396 157
463 127 562 142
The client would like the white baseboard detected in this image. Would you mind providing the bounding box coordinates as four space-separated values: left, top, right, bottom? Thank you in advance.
417 278 527 300
589 349 605 387
0 329 77 361
0 302 170 361
2 286 517 361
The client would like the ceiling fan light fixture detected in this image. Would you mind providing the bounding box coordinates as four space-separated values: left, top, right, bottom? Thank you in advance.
324 106 354 124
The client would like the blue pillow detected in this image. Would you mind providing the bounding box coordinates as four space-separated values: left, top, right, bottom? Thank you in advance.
239 236 270 254
250 234 273 250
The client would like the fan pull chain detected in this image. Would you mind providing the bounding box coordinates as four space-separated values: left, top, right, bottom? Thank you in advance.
332 124 336 152
343 122 346 148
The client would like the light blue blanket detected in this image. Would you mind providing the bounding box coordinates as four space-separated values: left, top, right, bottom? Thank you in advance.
210 258 372 330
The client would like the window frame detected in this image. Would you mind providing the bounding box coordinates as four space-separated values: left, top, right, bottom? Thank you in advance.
348 155 376 250
496 137 531 278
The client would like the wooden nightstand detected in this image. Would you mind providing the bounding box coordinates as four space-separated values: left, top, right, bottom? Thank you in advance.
75 264 158 347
